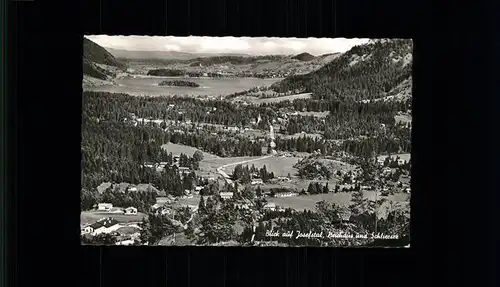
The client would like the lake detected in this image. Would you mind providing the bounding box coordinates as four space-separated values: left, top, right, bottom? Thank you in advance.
84 76 283 97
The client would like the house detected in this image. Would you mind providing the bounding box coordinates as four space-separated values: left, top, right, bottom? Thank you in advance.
116 239 135 246
264 202 276 211
251 179 263 185
91 218 121 236
219 192 234 199
128 187 138 192
97 203 113 212
124 207 138 215
81 224 93 235
143 162 155 168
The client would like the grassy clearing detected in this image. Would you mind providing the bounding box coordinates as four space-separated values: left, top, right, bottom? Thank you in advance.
267 191 410 215
222 156 304 177
161 142 220 160
80 211 147 225
199 156 262 173
394 114 412 125
254 93 312 104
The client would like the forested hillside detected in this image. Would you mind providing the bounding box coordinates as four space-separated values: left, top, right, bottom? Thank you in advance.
83 37 126 80
272 39 413 101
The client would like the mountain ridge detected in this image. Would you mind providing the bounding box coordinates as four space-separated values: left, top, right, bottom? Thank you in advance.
272 39 413 101
83 37 127 82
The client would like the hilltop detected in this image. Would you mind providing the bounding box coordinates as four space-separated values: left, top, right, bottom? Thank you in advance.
83 37 127 82
291 52 316 61
271 39 413 101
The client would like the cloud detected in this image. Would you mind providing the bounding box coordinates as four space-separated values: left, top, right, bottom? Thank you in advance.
85 35 370 56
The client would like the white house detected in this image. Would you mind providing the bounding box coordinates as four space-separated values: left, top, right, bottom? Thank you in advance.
81 224 93 235
219 192 234 199
124 207 138 215
128 186 138 192
116 239 135 246
251 179 263 185
97 203 113 212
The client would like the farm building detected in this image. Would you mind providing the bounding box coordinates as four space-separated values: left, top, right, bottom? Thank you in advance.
124 207 138 215
264 202 276 211
97 203 113 212
88 218 121 236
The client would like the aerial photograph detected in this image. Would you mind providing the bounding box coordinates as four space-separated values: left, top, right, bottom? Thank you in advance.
81 35 412 247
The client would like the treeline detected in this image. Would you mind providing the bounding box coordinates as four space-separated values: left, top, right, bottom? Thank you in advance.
232 164 275 183
272 39 413 102
83 91 275 130
82 114 205 193
147 68 224 78
294 159 332 180
158 80 200 87
272 97 410 141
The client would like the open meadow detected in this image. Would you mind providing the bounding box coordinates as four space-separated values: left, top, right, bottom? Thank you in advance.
267 191 410 216
161 142 220 160
221 156 304 177
80 211 147 225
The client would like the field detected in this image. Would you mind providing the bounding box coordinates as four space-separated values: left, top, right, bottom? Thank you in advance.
199 156 263 173
267 191 410 216
80 211 147 225
161 142 220 160
222 156 304 177
233 92 312 105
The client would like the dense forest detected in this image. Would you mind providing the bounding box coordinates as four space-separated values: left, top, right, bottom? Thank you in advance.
271 39 413 102
158 80 200 87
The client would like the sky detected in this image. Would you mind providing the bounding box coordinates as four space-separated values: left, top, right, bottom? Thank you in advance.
85 35 370 56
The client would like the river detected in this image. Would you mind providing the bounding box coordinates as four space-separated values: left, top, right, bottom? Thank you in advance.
84 75 283 97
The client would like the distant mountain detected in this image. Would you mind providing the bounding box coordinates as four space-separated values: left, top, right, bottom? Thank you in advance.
272 39 413 101
106 48 251 62
106 48 200 61
83 37 126 81
291 52 316 61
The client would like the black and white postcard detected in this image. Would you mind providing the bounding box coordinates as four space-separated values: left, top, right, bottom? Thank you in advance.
81 36 412 247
